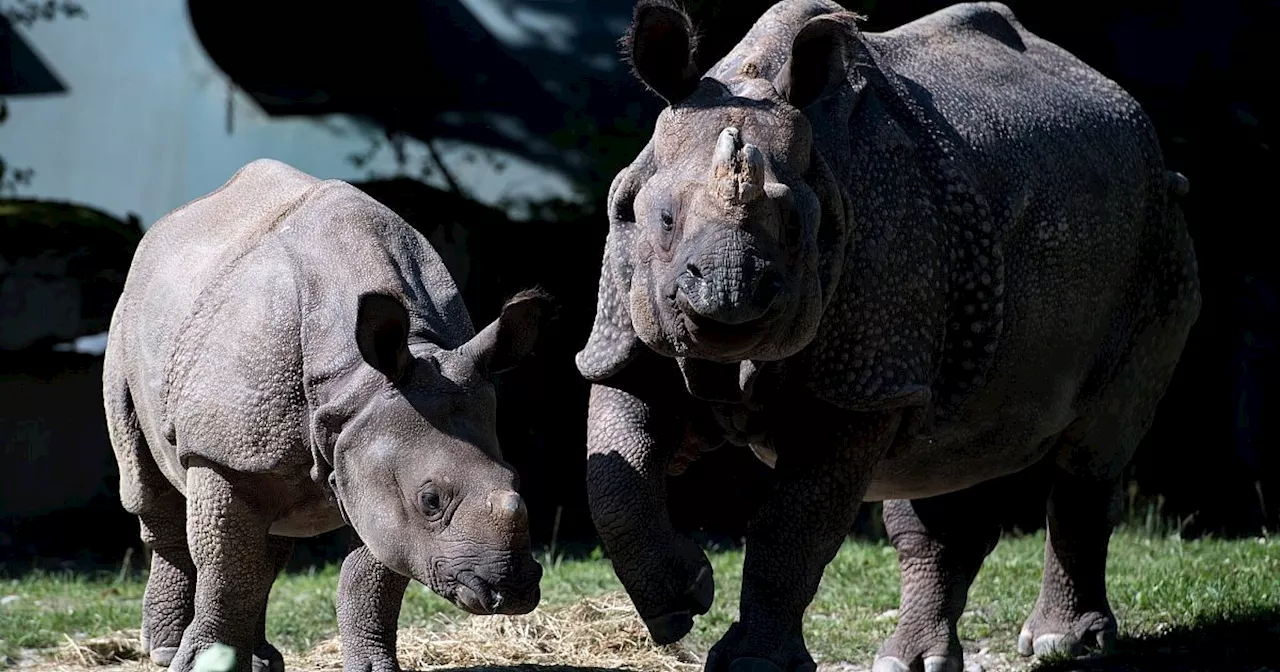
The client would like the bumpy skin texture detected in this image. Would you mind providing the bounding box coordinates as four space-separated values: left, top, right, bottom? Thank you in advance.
104 159 551 672
578 2 1201 671
337 543 410 672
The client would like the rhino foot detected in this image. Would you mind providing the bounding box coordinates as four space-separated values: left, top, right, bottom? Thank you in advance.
150 645 179 667
252 642 285 672
704 622 814 672
641 563 714 645
1017 608 1116 658
342 655 401 672
873 628 963 672
872 655 961 672
728 657 784 672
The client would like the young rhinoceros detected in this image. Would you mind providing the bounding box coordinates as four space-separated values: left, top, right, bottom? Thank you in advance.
103 159 550 672
579 2 1200 672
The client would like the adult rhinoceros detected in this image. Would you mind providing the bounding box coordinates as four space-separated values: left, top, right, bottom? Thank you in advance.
575 2 1200 671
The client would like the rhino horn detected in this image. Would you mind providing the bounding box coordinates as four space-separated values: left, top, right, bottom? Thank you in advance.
711 126 767 204
737 144 765 203
712 127 741 179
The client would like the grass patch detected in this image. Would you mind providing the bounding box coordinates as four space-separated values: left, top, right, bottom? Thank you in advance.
2 529 1275 669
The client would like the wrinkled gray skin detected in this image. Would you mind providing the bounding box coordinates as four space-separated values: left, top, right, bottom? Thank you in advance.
578 2 1201 672
104 159 549 672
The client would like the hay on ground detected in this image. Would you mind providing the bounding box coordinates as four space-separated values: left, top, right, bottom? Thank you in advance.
31 592 701 672
296 591 701 672
47 629 146 668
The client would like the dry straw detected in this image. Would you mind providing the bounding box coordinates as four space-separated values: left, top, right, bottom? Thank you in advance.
36 591 701 672
296 591 701 672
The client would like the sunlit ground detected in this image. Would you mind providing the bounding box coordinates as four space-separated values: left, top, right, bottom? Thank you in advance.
1 529 1276 671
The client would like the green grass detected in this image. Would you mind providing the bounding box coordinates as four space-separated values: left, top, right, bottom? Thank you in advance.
2 530 1276 668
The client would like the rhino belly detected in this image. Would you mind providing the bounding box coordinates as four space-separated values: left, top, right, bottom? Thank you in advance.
267 483 347 538
269 502 346 538
861 413 1068 502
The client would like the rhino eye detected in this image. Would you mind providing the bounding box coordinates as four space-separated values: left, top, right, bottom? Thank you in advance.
656 208 679 254
418 485 445 518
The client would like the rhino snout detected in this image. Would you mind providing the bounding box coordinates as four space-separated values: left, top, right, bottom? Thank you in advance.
677 256 782 326
452 554 543 615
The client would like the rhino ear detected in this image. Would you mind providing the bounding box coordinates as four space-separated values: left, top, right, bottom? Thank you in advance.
464 288 556 376
623 0 701 105
356 292 413 384
776 13 859 110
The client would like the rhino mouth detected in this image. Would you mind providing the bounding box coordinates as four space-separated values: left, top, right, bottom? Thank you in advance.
678 307 777 356
449 568 542 615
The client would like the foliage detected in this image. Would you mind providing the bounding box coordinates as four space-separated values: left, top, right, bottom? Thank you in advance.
0 0 86 195
0 0 83 27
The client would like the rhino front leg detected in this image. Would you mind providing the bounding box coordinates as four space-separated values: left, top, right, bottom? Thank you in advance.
169 464 279 672
705 411 901 672
249 536 293 672
873 486 1003 672
336 542 409 672
1018 473 1120 658
138 489 196 667
586 381 714 646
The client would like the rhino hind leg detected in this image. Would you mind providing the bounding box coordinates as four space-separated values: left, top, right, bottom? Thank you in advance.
138 489 197 667
105 362 194 665
1018 472 1120 658
1021 253 1198 660
873 484 1005 672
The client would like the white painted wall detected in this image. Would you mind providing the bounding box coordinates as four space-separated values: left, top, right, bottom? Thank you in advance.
0 0 577 228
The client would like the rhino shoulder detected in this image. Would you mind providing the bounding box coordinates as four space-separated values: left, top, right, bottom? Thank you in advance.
167 238 312 476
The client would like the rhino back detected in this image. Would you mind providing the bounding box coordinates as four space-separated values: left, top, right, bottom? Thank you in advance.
865 1 1163 210
797 4 1186 452
111 159 473 490
869 3 1172 408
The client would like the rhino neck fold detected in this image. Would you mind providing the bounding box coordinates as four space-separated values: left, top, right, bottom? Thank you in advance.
676 357 775 410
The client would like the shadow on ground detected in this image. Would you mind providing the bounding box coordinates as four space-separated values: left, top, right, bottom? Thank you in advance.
1033 607 1280 672
408 668 622 672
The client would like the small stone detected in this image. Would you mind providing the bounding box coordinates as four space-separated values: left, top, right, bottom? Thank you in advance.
964 664 984 672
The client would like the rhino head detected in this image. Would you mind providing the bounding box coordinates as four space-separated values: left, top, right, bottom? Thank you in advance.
328 289 553 615
578 1 858 375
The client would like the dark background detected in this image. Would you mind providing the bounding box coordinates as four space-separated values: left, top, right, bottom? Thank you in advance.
1 0 1275 572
